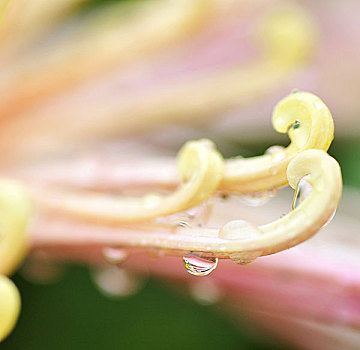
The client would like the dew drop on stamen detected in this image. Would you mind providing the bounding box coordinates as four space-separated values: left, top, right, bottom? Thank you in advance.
291 175 312 210
102 247 128 264
183 254 218 277
238 189 277 207
265 145 285 155
323 209 336 227
219 220 262 265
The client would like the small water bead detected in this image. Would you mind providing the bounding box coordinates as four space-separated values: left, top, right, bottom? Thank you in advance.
229 252 261 265
291 175 312 210
183 254 218 277
265 145 285 155
288 119 301 132
323 209 336 227
91 266 143 298
219 220 262 265
219 220 262 240
189 279 221 305
238 189 277 207
20 255 65 285
102 247 128 264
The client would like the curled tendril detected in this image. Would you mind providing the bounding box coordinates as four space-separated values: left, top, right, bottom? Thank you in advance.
38 150 341 262
35 139 224 223
0 180 31 342
221 91 334 193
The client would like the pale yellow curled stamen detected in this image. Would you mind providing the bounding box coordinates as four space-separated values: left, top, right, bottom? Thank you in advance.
221 91 334 193
36 139 224 223
0 180 31 342
0 276 21 341
54 150 341 260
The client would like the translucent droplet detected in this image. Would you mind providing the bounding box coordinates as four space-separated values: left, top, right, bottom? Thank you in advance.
20 255 65 285
229 252 261 265
292 175 312 210
293 120 301 129
91 266 143 298
156 201 213 228
190 279 221 305
265 145 285 155
219 220 262 265
219 220 262 240
102 247 128 264
183 254 218 276
238 189 277 207
323 209 336 227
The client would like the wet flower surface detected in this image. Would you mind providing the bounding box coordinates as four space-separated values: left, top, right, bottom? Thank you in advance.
0 1 359 349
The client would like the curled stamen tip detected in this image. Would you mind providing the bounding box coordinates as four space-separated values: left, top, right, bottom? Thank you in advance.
0 276 21 342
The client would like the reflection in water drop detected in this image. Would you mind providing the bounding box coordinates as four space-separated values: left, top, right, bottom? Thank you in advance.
288 119 301 132
292 175 312 210
102 247 128 264
183 254 218 276
190 279 221 305
238 189 277 207
91 266 143 298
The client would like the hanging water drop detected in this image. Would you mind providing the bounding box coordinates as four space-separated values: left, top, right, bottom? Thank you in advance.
91 266 143 298
102 247 128 264
183 254 218 276
292 175 312 210
190 279 221 305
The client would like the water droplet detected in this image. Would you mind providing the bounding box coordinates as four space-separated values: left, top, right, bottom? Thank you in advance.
183 254 218 276
91 266 143 298
102 247 128 264
292 175 312 210
323 209 336 227
238 189 277 207
190 279 221 305
20 255 65 285
265 145 285 155
293 120 301 129
219 220 262 240
219 220 262 265
229 252 260 265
